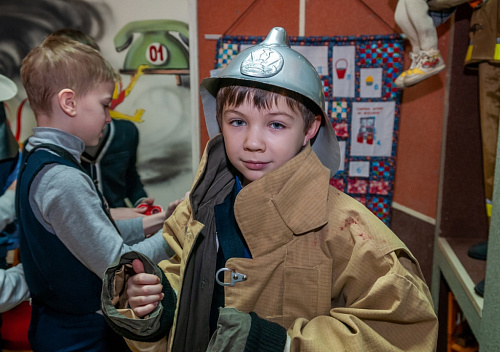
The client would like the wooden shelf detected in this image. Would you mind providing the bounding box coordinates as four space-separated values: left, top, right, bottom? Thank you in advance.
434 237 484 338
434 219 500 351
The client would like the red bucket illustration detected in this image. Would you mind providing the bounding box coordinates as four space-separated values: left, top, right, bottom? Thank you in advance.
335 58 348 79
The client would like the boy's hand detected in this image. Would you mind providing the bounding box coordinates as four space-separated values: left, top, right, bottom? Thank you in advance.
127 259 164 317
142 210 167 237
141 192 189 236
165 191 189 218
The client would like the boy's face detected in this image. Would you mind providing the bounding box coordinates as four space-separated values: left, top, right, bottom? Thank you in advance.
74 81 114 146
221 97 320 186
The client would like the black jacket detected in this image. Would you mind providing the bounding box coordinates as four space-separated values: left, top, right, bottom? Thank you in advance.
82 119 147 208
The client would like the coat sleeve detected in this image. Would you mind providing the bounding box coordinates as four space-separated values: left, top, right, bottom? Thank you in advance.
101 198 194 352
287 235 438 351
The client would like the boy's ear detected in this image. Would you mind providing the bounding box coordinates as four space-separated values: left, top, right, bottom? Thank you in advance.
58 89 77 117
303 115 322 146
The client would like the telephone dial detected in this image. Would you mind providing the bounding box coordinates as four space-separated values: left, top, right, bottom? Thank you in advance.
114 19 189 76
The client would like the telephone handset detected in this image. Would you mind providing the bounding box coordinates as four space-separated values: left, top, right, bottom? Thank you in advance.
114 19 190 74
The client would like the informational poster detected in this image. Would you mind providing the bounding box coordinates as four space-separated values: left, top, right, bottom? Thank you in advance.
215 33 403 225
1 0 197 207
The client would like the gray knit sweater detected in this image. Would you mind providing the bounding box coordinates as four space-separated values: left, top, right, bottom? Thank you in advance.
26 127 170 279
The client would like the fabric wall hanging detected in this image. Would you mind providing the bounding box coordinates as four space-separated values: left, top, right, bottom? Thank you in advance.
214 34 404 227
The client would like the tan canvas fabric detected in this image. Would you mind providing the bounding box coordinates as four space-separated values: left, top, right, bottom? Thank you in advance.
118 136 438 351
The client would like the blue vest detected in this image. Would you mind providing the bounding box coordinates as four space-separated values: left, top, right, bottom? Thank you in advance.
17 146 104 315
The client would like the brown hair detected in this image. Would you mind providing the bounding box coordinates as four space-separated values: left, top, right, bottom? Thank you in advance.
216 85 318 132
20 34 120 116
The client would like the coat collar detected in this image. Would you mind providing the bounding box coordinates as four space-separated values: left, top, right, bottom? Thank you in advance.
234 142 331 257
193 135 331 258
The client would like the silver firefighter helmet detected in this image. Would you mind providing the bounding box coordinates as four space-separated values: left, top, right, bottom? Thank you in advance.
200 27 340 176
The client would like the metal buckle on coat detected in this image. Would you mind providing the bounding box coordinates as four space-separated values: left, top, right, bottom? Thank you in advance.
215 267 247 287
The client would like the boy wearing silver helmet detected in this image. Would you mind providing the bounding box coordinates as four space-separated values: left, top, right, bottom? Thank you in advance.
102 27 438 351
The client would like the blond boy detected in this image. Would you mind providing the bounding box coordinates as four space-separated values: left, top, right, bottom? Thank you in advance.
18 35 171 351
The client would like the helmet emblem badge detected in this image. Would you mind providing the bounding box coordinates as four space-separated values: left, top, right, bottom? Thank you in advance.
240 48 284 78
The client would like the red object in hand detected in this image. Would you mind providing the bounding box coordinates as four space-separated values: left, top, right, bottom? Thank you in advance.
137 203 163 215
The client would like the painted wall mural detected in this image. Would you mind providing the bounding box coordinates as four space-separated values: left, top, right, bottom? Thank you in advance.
0 0 196 207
